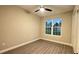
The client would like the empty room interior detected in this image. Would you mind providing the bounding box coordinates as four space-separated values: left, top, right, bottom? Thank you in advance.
0 5 79 54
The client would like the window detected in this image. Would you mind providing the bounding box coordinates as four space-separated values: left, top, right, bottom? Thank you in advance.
46 20 52 34
45 17 62 36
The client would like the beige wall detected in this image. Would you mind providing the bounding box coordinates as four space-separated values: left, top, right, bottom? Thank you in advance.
71 6 78 53
77 11 79 53
40 11 72 44
72 6 79 53
0 6 41 50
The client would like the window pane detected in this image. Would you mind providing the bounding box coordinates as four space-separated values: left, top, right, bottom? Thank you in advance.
45 20 52 34
53 17 62 35
46 28 51 34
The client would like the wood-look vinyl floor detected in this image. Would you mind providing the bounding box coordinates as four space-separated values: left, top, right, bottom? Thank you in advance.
4 39 74 54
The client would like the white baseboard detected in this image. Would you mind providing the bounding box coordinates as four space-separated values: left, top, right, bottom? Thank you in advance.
40 38 72 47
0 38 39 53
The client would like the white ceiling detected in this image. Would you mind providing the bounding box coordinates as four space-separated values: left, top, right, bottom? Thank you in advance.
19 5 74 17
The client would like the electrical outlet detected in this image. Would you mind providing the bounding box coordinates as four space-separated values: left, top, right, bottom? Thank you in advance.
2 43 6 46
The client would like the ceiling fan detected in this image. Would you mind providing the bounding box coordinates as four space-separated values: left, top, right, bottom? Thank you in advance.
35 5 52 12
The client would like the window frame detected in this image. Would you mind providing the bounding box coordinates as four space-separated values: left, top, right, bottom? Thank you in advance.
44 18 63 37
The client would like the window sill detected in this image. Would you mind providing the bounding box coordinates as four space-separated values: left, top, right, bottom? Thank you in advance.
44 34 62 38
